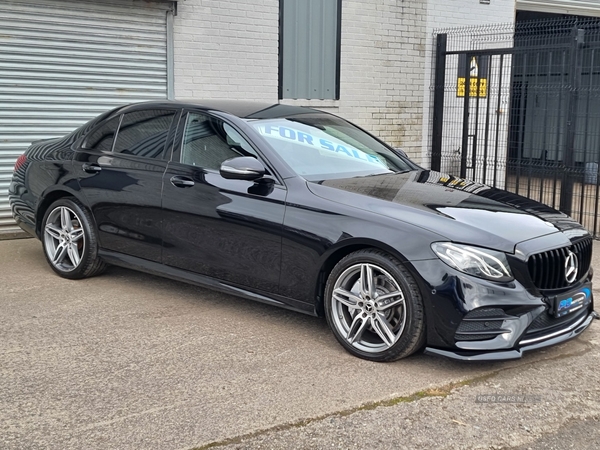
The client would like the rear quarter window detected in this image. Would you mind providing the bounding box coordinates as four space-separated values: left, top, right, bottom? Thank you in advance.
113 110 176 159
82 116 120 151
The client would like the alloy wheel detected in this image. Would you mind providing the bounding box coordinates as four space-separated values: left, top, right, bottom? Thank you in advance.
43 206 85 272
330 262 407 353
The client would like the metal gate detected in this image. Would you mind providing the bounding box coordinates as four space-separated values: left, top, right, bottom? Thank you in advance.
431 18 600 238
0 0 174 236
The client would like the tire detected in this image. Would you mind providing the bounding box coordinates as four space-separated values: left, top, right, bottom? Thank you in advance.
41 197 107 279
324 249 425 362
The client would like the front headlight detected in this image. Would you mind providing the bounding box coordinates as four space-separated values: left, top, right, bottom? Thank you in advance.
431 242 513 282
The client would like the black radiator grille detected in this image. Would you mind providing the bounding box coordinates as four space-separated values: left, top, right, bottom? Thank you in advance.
527 237 593 290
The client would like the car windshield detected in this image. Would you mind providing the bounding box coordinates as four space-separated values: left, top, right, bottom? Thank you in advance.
248 114 415 181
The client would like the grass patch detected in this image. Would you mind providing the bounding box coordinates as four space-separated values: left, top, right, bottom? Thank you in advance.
191 372 496 450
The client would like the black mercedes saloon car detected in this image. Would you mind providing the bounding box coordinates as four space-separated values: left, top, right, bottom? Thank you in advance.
9 100 597 361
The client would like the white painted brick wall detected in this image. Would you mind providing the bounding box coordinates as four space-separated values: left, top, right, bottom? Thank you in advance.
334 0 428 160
173 0 279 101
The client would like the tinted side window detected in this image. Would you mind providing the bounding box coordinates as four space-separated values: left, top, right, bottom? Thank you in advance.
181 113 257 170
113 110 176 159
83 116 120 151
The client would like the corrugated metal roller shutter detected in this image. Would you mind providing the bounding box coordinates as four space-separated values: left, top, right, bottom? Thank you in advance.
517 0 600 17
0 0 172 234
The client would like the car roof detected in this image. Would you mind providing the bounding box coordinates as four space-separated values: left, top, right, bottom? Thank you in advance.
115 100 324 120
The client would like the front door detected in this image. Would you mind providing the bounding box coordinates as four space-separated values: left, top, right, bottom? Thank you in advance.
161 111 286 293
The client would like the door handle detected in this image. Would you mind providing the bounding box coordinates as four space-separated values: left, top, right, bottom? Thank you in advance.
170 175 195 188
82 163 102 173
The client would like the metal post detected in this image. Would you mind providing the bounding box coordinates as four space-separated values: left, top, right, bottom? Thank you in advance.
460 53 471 179
559 28 585 216
493 53 504 189
431 34 447 172
166 7 175 100
482 55 493 186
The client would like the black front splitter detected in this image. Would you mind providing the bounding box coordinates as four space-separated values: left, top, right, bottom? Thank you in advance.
424 311 598 362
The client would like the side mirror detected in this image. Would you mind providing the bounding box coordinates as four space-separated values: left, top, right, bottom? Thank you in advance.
220 156 266 181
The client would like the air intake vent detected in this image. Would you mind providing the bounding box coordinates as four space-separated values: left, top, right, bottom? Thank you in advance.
455 308 510 341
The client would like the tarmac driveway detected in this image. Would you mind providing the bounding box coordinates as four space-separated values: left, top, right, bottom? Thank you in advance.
1 238 599 449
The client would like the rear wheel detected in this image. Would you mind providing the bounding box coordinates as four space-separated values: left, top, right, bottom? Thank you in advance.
42 197 106 279
324 249 425 361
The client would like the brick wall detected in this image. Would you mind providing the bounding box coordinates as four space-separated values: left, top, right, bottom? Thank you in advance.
335 0 428 160
173 0 279 101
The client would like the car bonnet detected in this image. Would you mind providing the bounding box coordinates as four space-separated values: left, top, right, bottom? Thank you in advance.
306 170 587 253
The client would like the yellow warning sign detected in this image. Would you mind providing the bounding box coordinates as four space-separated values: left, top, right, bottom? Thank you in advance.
457 77 488 97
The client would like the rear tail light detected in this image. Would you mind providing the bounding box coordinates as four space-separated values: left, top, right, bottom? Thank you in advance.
14 154 27 171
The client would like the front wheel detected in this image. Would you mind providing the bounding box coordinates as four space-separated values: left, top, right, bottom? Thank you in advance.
42 197 106 279
324 249 425 361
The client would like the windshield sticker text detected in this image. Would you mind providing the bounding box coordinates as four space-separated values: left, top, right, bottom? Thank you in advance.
258 125 384 165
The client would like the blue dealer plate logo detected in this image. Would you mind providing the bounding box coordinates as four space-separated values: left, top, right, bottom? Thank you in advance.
556 287 591 317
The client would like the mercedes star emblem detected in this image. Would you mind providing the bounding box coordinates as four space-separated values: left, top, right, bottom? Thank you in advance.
565 251 579 284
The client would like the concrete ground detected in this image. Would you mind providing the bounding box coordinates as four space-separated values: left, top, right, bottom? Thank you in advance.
0 238 599 450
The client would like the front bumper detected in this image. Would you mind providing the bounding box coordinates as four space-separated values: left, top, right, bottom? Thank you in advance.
424 310 598 361
411 251 596 361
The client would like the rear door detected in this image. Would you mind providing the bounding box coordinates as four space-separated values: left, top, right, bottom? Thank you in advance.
161 110 286 293
74 107 179 262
